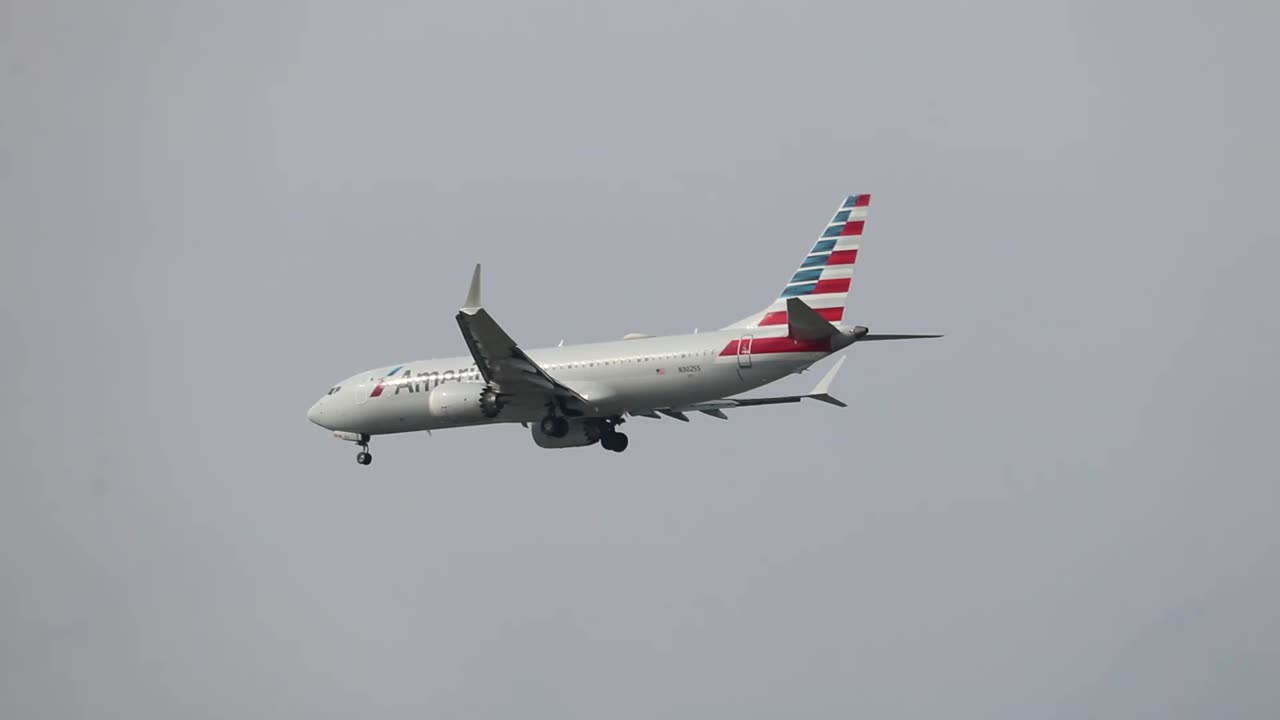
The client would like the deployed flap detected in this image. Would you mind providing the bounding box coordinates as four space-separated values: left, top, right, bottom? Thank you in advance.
787 297 841 341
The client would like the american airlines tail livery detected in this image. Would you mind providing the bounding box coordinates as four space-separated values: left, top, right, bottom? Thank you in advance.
307 194 940 464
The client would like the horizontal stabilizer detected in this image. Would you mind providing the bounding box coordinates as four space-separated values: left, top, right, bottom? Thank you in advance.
787 297 840 341
636 356 849 418
806 355 848 407
860 334 943 341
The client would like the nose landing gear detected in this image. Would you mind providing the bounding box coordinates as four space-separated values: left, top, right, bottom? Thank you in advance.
356 440 373 465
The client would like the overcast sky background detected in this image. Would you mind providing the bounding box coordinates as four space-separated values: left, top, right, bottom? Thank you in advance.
3 1 1278 718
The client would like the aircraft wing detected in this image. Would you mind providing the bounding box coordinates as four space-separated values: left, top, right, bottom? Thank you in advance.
455 265 587 404
632 356 849 420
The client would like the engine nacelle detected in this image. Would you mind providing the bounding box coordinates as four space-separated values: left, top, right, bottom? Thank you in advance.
426 382 503 421
531 418 605 448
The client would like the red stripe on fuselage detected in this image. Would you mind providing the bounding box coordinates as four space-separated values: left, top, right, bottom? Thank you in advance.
720 336 832 356
758 306 844 326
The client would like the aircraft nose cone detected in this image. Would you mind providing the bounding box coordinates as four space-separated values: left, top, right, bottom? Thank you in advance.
307 399 326 427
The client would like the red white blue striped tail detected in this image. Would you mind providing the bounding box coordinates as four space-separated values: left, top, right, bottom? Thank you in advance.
725 194 869 329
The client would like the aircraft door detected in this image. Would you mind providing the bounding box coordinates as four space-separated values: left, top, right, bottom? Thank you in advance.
354 375 371 404
737 334 753 369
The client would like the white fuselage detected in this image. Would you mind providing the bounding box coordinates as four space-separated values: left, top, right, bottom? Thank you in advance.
306 325 835 436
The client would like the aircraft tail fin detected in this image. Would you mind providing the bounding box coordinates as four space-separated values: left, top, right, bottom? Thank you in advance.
724 194 868 329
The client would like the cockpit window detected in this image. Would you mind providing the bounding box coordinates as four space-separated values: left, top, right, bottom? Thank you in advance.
326 386 341 395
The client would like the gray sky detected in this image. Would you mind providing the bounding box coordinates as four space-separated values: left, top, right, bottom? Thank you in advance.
3 1 1278 718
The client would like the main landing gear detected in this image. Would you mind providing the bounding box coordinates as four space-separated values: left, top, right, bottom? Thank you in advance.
600 430 629 453
539 412 629 453
599 416 628 453
355 440 373 466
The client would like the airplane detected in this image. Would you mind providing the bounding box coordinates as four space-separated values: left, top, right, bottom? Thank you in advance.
307 194 940 464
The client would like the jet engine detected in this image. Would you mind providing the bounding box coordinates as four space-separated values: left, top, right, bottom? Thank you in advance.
531 418 605 448
427 382 504 421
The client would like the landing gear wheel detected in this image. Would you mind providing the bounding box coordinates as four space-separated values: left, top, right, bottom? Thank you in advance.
601 431 629 453
356 451 372 465
540 415 569 438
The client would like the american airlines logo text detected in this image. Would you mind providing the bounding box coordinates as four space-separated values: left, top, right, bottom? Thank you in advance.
370 367 481 397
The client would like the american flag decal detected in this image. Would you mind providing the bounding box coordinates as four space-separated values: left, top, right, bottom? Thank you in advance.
655 367 666 375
